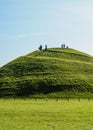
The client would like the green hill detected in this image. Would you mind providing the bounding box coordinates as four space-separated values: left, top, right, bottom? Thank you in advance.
0 48 93 97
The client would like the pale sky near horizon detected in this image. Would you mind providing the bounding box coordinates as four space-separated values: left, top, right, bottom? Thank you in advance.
0 0 93 66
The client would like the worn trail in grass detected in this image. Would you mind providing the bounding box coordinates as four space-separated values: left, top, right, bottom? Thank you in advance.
0 99 93 130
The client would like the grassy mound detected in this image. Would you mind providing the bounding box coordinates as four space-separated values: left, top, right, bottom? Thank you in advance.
0 48 93 97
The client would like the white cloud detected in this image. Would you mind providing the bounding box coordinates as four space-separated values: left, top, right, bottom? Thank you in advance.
17 33 46 39
17 32 59 39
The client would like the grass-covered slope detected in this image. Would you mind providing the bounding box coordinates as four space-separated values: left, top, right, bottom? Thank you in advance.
0 48 93 97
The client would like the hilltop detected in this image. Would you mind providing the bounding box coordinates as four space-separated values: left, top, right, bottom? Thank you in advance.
0 48 93 97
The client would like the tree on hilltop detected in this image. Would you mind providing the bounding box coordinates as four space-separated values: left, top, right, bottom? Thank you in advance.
45 45 47 51
38 45 42 51
61 44 65 48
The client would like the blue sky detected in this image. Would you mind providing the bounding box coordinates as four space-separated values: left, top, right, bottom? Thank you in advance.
0 0 93 66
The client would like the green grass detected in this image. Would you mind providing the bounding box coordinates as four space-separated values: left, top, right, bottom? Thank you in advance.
1 48 93 97
0 99 93 130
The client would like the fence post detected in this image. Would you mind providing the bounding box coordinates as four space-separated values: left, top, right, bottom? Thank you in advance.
78 97 80 102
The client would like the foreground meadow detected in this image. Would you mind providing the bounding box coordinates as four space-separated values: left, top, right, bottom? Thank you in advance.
0 98 93 130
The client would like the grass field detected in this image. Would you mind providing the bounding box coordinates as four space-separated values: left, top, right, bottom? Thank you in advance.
0 99 93 130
